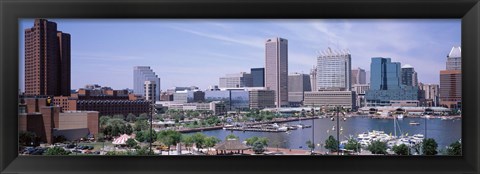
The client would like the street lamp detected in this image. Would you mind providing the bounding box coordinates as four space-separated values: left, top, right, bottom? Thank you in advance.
331 106 347 155
149 100 155 155
311 105 315 154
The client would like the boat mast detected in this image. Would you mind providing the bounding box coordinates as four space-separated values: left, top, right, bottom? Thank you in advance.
394 112 397 138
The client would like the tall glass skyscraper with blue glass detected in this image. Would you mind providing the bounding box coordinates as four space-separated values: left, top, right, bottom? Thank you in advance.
366 57 421 106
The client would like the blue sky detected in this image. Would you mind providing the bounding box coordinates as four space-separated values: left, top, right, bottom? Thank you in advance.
19 19 461 91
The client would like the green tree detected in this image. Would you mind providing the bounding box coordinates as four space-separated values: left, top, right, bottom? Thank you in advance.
225 134 239 140
324 135 339 152
192 133 207 151
446 141 462 156
182 135 195 152
157 130 182 155
138 113 149 121
245 137 259 146
19 131 38 146
252 141 265 154
125 124 133 135
44 146 71 155
99 116 110 127
134 120 149 131
135 131 145 142
126 138 137 148
248 137 268 147
126 113 136 123
96 133 105 142
392 144 409 155
136 146 154 156
367 140 388 155
344 138 360 152
422 138 438 155
204 136 221 154
306 140 315 152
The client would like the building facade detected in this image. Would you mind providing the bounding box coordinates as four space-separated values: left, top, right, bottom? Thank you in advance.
440 70 462 109
251 68 265 87
366 57 421 106
303 91 356 109
446 46 461 70
401 64 418 87
288 73 311 106
351 67 366 85
310 66 317 92
219 72 253 88
317 48 352 91
440 46 462 109
133 66 161 101
144 80 157 101
419 83 440 107
249 90 275 109
19 97 99 144
352 84 370 108
265 37 289 107
24 19 71 96
173 91 188 103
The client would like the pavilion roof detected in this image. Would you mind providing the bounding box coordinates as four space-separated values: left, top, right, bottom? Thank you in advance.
214 139 250 150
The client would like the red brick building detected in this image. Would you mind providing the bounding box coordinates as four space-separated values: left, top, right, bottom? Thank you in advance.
19 97 99 144
24 19 70 96
439 70 461 109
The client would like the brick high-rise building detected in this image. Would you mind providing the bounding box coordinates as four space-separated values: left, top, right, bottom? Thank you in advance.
24 19 71 96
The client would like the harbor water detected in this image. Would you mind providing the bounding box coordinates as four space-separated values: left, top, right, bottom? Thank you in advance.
189 117 461 152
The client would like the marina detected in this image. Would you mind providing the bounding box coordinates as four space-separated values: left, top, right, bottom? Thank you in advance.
191 116 461 152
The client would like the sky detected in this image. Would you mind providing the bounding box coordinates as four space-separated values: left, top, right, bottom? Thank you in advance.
19 19 461 91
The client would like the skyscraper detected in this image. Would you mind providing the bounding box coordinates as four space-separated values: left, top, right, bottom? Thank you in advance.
133 66 161 101
288 73 311 106
440 46 462 109
370 57 401 90
439 70 461 109
366 57 420 106
25 19 71 96
401 64 418 87
446 46 461 70
317 47 352 91
351 67 366 85
265 37 288 107
251 68 265 87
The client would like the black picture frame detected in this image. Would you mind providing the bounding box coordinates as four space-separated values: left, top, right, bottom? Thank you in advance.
1 0 479 174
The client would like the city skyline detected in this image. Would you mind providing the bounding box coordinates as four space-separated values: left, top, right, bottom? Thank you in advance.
19 19 461 91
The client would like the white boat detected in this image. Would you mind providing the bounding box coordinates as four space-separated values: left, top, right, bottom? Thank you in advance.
412 134 424 140
397 114 404 120
278 126 288 131
441 116 448 120
409 122 420 125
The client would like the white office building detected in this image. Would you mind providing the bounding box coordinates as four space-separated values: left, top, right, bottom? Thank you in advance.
133 66 161 101
317 47 352 91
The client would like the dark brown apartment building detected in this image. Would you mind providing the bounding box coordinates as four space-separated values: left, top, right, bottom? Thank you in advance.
25 19 71 96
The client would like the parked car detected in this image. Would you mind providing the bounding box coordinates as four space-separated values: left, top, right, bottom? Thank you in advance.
87 146 94 150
